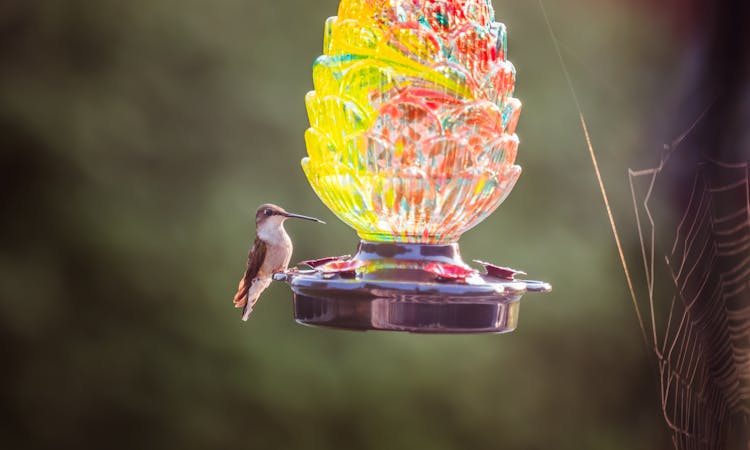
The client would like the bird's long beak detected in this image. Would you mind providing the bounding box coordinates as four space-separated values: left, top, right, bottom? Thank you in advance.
284 212 325 224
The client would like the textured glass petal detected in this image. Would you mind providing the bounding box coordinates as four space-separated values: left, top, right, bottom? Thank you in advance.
489 21 507 61
421 136 473 180
481 60 515 106
503 97 522 134
476 134 517 168
339 60 399 114
337 0 386 22
450 23 496 77
444 100 503 139
372 100 443 150
327 18 382 56
386 24 443 66
306 93 370 146
430 61 479 100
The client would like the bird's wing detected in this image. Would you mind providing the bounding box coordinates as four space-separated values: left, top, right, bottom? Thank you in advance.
233 237 266 309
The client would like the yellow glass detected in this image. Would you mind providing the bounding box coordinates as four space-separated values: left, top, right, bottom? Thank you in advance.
303 0 521 243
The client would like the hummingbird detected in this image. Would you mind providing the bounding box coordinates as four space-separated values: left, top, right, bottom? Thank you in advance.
233 203 324 321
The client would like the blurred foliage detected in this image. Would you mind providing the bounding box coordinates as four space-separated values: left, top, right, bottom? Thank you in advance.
0 0 679 449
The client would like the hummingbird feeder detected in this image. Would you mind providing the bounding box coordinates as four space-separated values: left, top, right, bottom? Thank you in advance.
275 0 550 333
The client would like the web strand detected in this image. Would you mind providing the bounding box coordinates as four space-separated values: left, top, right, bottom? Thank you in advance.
538 0 648 345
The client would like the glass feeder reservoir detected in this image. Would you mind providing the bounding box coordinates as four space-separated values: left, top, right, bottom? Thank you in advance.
276 0 550 333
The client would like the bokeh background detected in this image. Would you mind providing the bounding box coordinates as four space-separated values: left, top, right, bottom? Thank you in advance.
0 0 709 449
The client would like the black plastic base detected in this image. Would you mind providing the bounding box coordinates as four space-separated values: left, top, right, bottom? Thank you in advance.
292 283 523 333
278 241 550 334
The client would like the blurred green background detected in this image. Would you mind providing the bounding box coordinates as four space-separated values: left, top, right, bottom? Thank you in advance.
0 0 679 449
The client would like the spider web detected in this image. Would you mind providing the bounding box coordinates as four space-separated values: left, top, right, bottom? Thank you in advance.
537 2 749 446
629 145 750 449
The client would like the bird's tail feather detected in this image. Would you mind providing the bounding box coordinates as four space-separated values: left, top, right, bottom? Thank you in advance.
241 299 256 321
233 277 249 308
239 278 269 321
234 276 255 320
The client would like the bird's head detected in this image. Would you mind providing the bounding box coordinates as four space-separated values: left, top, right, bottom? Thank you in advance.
255 203 324 234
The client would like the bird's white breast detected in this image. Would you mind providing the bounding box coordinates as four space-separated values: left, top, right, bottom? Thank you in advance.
256 217 293 275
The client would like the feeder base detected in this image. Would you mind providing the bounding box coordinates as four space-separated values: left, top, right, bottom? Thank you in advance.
277 241 550 334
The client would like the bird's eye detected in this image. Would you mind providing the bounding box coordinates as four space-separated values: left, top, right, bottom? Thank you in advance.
264 209 272 216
